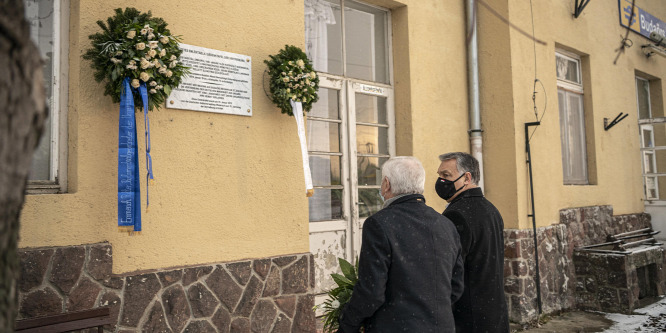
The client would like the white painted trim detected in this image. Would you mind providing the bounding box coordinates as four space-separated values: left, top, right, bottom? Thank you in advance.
556 51 583 94
26 0 69 194
309 220 347 233
636 76 652 119
57 0 69 193
346 81 360 259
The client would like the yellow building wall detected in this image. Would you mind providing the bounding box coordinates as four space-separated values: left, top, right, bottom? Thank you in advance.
504 0 666 228
20 0 312 274
19 0 473 273
22 0 660 272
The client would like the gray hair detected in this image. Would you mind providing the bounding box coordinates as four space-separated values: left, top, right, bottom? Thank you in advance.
438 152 480 185
381 156 426 195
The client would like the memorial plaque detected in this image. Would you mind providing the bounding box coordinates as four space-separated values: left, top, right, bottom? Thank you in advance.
167 44 252 116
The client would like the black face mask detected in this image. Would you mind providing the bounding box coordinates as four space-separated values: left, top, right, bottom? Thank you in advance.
435 173 466 201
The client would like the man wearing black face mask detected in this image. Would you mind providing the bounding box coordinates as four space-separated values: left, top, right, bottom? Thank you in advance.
435 152 509 333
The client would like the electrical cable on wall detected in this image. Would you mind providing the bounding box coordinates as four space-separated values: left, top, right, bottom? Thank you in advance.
614 0 636 64
528 0 547 142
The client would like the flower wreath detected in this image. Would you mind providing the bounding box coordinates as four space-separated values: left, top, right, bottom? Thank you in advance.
264 45 319 116
83 8 189 111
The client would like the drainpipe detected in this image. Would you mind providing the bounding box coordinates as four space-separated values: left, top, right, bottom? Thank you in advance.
466 0 484 191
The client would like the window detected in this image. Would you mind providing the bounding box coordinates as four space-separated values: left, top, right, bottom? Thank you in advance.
556 51 588 185
25 0 68 193
636 76 666 202
305 0 393 306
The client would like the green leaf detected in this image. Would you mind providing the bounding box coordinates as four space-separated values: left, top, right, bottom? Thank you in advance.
331 273 353 287
339 258 356 282
164 85 172 96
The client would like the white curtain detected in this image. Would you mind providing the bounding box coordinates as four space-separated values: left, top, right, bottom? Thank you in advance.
305 0 335 72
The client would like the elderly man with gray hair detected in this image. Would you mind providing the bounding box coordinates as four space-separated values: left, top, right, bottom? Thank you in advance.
338 156 464 333
435 152 509 332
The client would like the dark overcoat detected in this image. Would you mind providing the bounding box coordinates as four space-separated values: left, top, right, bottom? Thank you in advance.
338 194 464 333
443 187 510 333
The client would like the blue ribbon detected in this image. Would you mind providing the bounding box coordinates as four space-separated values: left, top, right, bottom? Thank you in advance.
117 78 154 233
139 82 154 208
118 78 142 232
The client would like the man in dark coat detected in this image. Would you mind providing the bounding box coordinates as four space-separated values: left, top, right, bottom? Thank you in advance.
338 156 464 333
435 152 510 332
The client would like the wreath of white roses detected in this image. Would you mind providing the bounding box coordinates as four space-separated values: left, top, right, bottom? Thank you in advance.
83 8 189 110
264 45 319 116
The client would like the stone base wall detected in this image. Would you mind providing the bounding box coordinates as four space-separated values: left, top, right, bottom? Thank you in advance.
17 243 316 332
574 247 666 314
503 205 652 323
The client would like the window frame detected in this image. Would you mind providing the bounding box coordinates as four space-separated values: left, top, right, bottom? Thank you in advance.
306 0 394 313
556 50 588 185
26 0 69 194
636 76 652 119
556 51 583 92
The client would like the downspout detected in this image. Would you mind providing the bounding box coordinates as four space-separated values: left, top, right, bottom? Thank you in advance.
466 0 484 191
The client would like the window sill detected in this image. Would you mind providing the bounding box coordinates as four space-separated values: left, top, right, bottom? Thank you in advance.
26 182 62 195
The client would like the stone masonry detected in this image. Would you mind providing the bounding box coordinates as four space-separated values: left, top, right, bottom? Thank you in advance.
17 243 316 332
503 205 652 323
574 247 666 314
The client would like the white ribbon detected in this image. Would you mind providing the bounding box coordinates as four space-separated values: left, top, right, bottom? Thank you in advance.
290 100 314 197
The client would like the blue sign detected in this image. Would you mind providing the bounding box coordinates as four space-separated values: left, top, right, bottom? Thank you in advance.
619 0 666 40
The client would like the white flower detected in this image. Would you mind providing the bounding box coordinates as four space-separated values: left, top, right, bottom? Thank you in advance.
305 79 310 85
116 51 123 56
140 28 148 35
144 24 150 29
296 59 305 68
135 42 146 50
144 53 152 60
310 72 316 79
140 72 150 82
110 58 121 64
286 88 290 93
126 30 136 39
288 61 294 66
149 41 159 49
148 49 157 58
282 77 289 83
152 59 161 68
331 300 340 309
131 79 140 88
159 49 167 57
159 36 169 44
149 88 157 94
169 60 177 68
159 67 167 74
170 55 177 61
140 58 151 69
150 81 157 87
166 70 173 77
126 64 137 70
147 33 155 40
156 85 163 90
